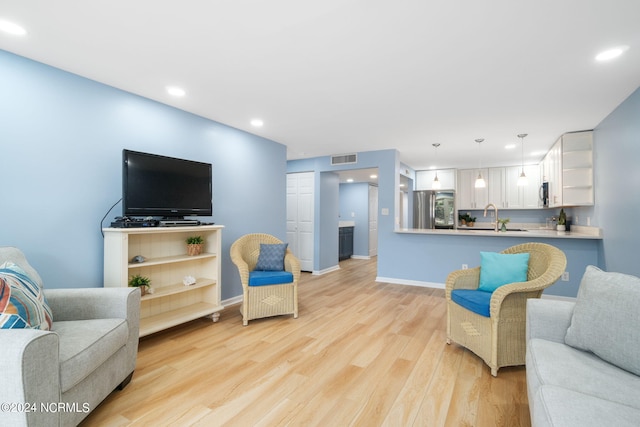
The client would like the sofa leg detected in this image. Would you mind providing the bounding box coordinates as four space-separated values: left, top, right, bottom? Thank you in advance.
117 372 134 390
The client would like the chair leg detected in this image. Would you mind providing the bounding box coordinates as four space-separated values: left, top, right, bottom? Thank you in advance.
117 372 134 390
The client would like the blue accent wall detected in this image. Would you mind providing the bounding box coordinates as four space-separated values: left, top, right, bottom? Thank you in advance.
586 87 640 275
0 50 286 300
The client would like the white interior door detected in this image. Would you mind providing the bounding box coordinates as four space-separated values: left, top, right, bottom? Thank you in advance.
287 172 314 271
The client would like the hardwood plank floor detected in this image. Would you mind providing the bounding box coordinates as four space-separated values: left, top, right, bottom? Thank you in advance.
81 258 530 427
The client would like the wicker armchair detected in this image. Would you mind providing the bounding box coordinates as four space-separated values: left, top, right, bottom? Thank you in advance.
445 242 567 376
230 233 300 326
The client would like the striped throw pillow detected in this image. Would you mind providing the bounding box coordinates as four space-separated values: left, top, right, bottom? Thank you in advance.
0 262 53 330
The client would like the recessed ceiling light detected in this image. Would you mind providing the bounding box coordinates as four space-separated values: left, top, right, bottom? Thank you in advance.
505 144 517 150
0 19 27 36
250 119 264 127
166 86 186 97
346 178 354 183
370 174 378 179
595 46 629 61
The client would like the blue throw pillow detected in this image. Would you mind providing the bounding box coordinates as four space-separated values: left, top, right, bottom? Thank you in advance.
478 252 530 293
255 243 288 271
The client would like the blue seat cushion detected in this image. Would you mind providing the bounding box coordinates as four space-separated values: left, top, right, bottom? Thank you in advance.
249 270 294 287
451 289 493 317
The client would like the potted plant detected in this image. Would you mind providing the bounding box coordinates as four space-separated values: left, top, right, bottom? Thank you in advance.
186 236 205 256
467 215 476 227
128 274 151 296
557 209 567 232
459 212 475 227
497 218 510 232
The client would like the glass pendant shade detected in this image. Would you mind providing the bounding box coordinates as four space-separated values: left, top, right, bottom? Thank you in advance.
517 134 528 186
474 138 486 188
517 170 528 186
432 173 441 189
431 143 441 189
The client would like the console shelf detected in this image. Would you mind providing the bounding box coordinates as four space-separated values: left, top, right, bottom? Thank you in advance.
103 225 224 337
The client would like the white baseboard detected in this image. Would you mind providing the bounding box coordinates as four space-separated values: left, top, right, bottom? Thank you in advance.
350 255 371 260
222 295 243 307
541 293 576 302
313 265 341 276
376 276 444 289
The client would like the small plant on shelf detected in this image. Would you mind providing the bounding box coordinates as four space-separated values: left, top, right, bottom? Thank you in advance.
128 274 151 296
186 236 205 256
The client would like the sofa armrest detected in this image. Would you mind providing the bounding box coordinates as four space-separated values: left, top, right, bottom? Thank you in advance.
44 287 140 322
526 298 575 343
0 329 60 427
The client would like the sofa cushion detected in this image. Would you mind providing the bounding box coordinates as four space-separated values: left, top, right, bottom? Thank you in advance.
527 338 640 411
450 289 492 317
532 385 640 427
249 270 294 287
564 265 640 376
255 243 288 271
478 252 529 292
53 318 129 392
0 262 53 330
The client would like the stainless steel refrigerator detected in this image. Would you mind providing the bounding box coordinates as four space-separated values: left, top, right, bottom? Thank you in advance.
413 190 456 229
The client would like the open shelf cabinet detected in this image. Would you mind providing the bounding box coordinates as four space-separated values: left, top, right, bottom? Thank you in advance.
103 225 224 337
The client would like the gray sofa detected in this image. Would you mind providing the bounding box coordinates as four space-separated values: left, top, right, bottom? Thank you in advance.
526 266 640 427
0 247 140 427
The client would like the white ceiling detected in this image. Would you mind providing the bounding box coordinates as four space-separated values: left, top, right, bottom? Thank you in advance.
1 1 639 171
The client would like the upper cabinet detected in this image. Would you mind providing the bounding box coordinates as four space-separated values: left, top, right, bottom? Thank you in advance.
416 169 456 190
457 169 489 209
562 131 594 206
504 165 542 209
543 130 593 207
458 165 541 210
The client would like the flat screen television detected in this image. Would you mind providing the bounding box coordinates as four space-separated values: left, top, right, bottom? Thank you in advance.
122 149 212 219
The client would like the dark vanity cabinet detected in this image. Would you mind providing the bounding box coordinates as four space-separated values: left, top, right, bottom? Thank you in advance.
339 226 354 261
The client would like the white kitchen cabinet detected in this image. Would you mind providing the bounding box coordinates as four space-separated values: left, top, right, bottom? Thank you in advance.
416 169 456 190
562 131 594 206
457 168 489 209
543 138 563 207
504 165 541 209
487 167 506 208
542 131 594 207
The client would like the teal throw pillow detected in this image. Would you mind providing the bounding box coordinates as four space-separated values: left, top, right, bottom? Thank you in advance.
255 243 288 271
478 252 530 293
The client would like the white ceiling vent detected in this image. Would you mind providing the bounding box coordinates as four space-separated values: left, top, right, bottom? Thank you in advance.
331 153 357 165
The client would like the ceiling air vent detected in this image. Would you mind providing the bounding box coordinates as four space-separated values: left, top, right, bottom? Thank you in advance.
331 153 357 165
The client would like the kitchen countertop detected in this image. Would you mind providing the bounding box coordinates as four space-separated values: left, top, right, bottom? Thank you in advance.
395 224 602 240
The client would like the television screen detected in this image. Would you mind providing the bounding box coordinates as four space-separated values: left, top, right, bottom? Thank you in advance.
122 149 212 218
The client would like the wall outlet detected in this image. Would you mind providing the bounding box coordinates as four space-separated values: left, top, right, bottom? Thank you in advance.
462 264 468 270
561 272 569 281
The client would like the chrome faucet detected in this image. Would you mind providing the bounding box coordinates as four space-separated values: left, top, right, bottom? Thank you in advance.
484 203 499 232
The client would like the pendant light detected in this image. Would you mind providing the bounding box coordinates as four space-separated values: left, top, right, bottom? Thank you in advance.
432 143 441 189
517 133 528 186
474 138 486 188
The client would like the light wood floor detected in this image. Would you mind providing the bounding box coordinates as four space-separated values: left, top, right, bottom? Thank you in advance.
82 258 530 427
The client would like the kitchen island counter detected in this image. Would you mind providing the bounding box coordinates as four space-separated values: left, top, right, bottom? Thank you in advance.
395 225 602 240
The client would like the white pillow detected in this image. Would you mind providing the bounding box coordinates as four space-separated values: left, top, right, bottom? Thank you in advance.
565 266 640 375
